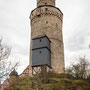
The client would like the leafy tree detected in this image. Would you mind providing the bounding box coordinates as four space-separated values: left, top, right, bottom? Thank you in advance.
66 56 90 79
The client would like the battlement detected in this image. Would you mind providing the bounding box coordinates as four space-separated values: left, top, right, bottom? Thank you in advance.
30 6 63 22
37 0 56 7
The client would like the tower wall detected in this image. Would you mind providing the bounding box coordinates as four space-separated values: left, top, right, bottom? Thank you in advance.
29 0 65 75
37 0 56 7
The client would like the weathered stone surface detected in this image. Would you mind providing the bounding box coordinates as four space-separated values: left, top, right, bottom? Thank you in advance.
29 0 65 76
37 0 56 7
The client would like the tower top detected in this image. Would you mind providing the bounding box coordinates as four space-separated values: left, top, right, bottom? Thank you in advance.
37 0 56 7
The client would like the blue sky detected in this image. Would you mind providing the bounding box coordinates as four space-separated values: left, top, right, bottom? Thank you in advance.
0 0 90 74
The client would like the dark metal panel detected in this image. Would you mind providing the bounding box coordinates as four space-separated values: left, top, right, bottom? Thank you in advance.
32 48 51 67
32 37 50 50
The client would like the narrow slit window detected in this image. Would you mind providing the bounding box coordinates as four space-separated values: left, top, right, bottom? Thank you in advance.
40 39 42 42
37 14 41 17
39 51 41 54
45 3 47 5
46 21 48 24
45 8 48 11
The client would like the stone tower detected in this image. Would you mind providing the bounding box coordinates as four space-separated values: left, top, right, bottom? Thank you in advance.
29 0 65 75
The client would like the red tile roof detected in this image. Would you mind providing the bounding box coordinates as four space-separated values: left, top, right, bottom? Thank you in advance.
19 65 29 77
0 80 9 90
0 65 29 90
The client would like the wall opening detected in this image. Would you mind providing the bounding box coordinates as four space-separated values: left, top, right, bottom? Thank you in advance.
39 51 41 54
46 21 48 24
37 14 41 17
40 39 42 42
45 2 47 5
45 8 48 11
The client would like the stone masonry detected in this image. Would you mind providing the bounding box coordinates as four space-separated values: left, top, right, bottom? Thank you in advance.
29 0 65 75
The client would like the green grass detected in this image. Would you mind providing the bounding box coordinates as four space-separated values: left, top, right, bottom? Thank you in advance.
5 73 90 90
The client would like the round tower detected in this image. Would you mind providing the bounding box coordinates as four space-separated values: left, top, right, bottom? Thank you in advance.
29 0 65 75
9 69 18 84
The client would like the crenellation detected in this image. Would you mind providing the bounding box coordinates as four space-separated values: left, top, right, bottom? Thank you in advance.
30 6 63 23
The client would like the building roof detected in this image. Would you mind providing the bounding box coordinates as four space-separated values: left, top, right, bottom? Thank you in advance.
19 65 29 77
10 69 18 76
0 80 9 90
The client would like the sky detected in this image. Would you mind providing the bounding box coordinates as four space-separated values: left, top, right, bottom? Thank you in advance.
0 0 90 74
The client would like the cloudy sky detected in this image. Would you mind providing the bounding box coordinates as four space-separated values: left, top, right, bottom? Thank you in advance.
0 0 90 74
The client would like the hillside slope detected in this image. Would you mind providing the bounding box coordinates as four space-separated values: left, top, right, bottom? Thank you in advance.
5 73 90 90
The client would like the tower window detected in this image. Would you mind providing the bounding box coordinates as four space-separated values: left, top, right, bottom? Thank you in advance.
39 51 41 54
37 14 41 17
45 8 48 11
45 2 47 5
56 23 58 27
40 39 42 42
46 21 48 24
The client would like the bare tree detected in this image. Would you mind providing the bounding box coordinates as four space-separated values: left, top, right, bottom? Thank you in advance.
0 39 11 61
66 56 90 79
0 39 19 84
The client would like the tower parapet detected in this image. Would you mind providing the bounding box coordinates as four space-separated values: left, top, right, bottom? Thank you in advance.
37 0 56 7
30 6 63 24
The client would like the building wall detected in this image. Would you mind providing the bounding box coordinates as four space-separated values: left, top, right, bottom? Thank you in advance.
29 0 65 75
0 80 9 90
37 0 55 7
